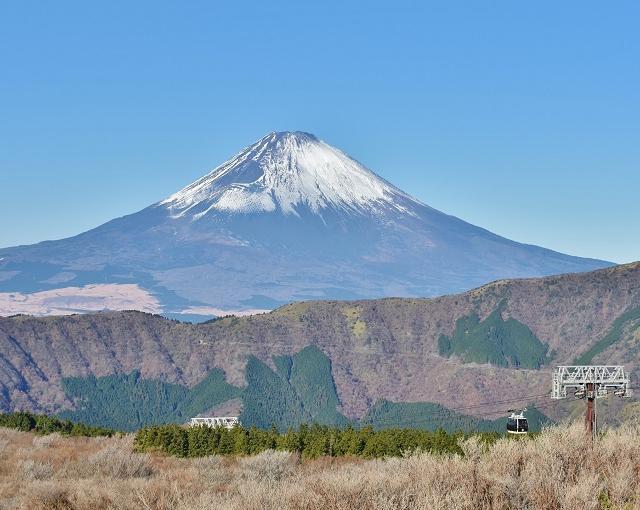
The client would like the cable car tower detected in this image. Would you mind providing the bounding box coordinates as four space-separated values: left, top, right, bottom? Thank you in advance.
551 365 631 440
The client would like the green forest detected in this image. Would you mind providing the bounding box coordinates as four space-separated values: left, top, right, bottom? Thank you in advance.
362 400 550 433
59 344 548 433
438 307 549 368
59 345 350 431
0 411 115 437
241 345 350 429
574 306 640 364
134 422 505 459
60 368 240 431
0 410 530 460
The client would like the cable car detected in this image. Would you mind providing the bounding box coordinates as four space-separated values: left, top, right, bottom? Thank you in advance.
506 409 528 435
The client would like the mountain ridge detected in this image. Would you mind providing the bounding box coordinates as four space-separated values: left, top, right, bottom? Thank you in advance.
1 261 638 423
0 131 611 315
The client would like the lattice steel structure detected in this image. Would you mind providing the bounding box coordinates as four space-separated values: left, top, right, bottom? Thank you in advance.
552 366 631 399
551 366 631 439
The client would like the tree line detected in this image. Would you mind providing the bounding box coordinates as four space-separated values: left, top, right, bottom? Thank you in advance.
0 411 115 437
134 423 506 459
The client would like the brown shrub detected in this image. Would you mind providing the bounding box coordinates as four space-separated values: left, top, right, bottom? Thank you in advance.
61 441 154 479
238 450 297 483
31 433 60 449
18 459 55 481
2 423 640 510
20 482 75 510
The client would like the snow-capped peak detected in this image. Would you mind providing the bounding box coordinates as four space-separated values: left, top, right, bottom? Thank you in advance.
161 131 420 219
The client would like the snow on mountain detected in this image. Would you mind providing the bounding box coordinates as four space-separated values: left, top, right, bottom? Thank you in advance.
0 131 613 316
161 132 418 219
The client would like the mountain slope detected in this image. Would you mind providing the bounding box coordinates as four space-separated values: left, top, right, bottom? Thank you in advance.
160 131 416 217
0 131 610 315
1 262 638 423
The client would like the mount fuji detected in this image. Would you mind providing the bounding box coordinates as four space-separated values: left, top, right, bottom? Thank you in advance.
0 131 611 317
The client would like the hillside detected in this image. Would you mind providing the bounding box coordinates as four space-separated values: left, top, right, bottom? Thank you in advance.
0 262 639 427
0 132 609 317
54 344 551 432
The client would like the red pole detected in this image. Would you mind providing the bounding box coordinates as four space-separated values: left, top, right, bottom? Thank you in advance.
585 382 595 440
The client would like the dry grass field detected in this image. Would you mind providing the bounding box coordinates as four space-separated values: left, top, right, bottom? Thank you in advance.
0 424 639 510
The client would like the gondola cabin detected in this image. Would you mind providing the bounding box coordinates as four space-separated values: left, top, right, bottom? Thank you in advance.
506 410 528 434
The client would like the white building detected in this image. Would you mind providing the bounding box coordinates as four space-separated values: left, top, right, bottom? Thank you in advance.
189 416 240 429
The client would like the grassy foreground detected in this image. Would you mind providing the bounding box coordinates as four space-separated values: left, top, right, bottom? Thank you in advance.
1 423 639 509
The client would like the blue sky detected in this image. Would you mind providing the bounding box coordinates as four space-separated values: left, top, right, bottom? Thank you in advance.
1 1 638 263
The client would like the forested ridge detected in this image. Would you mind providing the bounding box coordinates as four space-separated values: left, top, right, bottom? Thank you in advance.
58 345 550 432
1 262 638 427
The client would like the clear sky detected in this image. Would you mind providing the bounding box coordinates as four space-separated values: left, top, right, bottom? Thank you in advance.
1 1 638 263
